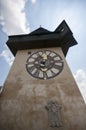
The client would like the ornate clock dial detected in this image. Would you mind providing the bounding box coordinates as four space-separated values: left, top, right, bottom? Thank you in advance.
26 50 64 79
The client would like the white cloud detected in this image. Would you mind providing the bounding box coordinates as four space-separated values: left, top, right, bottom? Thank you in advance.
0 0 30 35
0 15 5 26
31 0 36 4
0 48 14 66
74 69 86 103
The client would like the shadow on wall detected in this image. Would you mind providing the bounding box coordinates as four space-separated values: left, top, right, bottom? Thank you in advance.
0 86 3 95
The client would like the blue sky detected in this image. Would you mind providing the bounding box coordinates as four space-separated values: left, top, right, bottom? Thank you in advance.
0 0 86 103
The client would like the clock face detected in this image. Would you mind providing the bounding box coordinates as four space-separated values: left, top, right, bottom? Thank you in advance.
26 50 64 80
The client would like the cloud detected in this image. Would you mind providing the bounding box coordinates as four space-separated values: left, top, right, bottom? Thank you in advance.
0 0 30 35
31 0 36 4
0 48 14 66
74 69 86 103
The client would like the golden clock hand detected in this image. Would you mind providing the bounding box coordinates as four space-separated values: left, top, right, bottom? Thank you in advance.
41 53 47 60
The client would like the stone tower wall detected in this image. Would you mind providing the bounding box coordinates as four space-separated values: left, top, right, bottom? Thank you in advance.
0 47 86 130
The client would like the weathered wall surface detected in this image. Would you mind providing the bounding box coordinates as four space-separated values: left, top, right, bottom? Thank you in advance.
0 47 86 130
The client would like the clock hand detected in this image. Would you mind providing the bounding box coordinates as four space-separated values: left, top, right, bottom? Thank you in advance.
40 53 48 71
41 53 47 60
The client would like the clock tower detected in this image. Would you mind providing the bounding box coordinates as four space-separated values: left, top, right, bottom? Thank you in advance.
0 20 86 130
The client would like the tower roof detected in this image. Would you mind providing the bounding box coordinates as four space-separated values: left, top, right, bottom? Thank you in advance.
29 27 51 35
6 20 78 56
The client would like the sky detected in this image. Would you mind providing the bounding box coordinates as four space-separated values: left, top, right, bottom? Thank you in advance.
0 0 86 103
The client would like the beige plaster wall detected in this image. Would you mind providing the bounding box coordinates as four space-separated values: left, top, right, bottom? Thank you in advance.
0 47 86 130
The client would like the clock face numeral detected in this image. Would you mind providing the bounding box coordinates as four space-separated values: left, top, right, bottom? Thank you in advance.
34 70 39 77
26 50 64 79
43 72 47 80
53 64 62 70
28 66 35 73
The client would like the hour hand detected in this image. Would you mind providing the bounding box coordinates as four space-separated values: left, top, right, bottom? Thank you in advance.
40 53 48 71
41 53 47 60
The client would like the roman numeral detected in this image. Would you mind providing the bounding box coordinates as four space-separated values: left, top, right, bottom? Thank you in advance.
34 70 39 77
53 64 62 70
43 72 48 80
28 66 35 73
